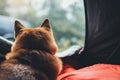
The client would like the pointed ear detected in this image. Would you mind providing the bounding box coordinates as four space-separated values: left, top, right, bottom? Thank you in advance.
14 20 24 38
40 19 51 30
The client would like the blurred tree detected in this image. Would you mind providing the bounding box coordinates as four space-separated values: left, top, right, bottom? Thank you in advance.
1 0 85 51
70 2 85 39
40 0 85 50
16 1 40 27
0 0 8 15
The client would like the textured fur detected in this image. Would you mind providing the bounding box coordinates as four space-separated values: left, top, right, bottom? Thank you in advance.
0 19 62 80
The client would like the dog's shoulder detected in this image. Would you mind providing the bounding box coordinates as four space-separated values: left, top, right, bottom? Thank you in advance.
0 50 50 80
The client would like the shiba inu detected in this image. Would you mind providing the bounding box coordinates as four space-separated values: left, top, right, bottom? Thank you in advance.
0 19 62 80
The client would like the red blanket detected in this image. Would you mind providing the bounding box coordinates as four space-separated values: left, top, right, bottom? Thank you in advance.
57 64 120 80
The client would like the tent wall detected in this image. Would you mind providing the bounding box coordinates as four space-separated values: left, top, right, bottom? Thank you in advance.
78 0 120 67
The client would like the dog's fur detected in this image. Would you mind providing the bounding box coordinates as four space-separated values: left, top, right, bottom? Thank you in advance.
0 19 62 80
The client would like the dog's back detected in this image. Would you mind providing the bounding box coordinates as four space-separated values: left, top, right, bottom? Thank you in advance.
0 19 62 80
0 50 61 80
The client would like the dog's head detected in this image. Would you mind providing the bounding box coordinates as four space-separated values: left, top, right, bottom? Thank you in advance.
11 19 58 55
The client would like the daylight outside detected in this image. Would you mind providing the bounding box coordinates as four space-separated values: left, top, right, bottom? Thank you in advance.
0 0 85 51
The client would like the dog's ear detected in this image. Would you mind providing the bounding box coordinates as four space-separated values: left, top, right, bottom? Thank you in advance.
40 19 51 30
14 20 24 38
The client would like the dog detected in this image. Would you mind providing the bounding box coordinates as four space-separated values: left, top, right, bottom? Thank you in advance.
0 19 62 80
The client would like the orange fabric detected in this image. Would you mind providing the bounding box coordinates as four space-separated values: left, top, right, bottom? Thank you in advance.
61 65 76 74
57 64 120 80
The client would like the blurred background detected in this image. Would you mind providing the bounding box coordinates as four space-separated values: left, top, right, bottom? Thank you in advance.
0 0 85 51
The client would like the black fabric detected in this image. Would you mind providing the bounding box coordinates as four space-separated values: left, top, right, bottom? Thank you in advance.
0 36 12 62
0 36 12 55
77 0 120 67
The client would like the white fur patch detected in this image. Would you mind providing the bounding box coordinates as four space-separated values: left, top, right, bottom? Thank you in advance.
12 64 35 79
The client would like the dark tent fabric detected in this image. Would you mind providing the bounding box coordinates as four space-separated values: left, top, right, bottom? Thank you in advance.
77 0 120 67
